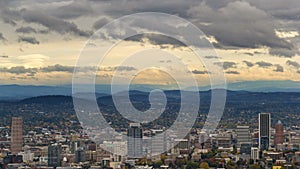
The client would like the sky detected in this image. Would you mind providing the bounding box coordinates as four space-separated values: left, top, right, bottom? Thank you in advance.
0 0 300 86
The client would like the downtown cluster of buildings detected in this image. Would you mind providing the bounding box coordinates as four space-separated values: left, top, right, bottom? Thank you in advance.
0 114 300 169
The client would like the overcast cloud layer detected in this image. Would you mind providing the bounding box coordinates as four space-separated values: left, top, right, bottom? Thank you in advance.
0 0 299 85
0 0 299 54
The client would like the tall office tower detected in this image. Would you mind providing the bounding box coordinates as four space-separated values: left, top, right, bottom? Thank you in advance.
274 120 285 149
151 129 166 156
127 123 143 158
237 126 251 148
11 117 23 154
48 144 62 167
259 113 271 151
75 147 85 163
199 131 207 149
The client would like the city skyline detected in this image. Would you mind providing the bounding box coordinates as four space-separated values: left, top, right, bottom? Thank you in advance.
0 0 300 168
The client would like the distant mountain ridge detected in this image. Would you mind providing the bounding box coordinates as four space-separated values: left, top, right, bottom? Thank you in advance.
5 90 300 105
0 80 300 101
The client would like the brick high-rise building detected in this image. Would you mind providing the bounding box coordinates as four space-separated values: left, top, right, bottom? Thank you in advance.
274 120 285 148
11 117 23 154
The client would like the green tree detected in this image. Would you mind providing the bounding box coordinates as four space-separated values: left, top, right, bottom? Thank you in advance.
152 160 163 168
186 161 199 169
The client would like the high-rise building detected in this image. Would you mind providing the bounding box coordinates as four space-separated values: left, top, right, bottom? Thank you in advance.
237 126 251 148
48 144 62 167
274 120 285 149
75 147 85 163
127 123 143 158
216 133 232 148
151 129 166 156
70 140 80 154
259 113 270 151
11 117 23 154
199 131 207 149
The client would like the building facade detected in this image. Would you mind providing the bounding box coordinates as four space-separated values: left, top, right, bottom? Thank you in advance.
274 120 285 149
237 126 251 148
11 117 23 154
259 113 271 151
48 144 62 167
127 123 143 158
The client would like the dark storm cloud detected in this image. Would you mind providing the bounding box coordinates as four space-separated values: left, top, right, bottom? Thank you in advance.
16 26 37 34
187 1 297 56
0 0 299 56
226 70 240 74
256 61 273 68
0 6 92 37
2 17 17 26
243 61 254 67
247 0 300 20
1 8 21 22
269 48 299 58
271 8 300 20
49 1 93 19
125 34 188 48
273 64 284 72
18 36 40 44
214 61 237 70
93 17 110 30
286 60 300 69
21 10 92 37
188 1 289 49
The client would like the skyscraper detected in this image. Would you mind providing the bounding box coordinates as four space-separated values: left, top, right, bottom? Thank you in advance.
11 117 23 154
75 147 85 163
274 120 285 149
127 123 143 158
199 131 207 149
151 129 166 156
236 126 251 148
259 113 270 151
48 144 62 167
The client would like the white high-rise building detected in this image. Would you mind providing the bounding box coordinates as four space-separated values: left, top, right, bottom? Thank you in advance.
151 129 166 156
251 147 259 160
237 126 251 148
